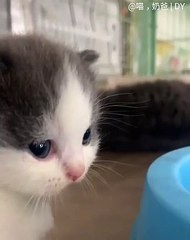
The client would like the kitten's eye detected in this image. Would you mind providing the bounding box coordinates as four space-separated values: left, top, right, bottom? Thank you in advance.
82 128 91 145
28 140 51 159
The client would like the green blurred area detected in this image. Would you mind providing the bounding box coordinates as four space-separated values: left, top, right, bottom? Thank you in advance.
123 0 190 77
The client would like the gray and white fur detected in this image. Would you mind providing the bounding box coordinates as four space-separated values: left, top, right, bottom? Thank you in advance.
0 34 99 240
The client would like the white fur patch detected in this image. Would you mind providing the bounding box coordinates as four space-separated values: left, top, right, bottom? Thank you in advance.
54 67 92 145
0 188 53 240
52 67 97 173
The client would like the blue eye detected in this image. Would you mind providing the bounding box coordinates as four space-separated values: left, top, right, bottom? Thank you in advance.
28 140 51 159
82 128 91 145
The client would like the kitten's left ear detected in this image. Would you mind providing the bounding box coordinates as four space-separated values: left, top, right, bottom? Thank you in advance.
79 50 99 65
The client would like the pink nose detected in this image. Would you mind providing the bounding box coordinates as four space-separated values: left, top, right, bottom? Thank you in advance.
66 165 85 182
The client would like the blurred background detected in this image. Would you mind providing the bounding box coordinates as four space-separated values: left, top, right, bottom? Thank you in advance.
1 0 190 84
0 0 189 239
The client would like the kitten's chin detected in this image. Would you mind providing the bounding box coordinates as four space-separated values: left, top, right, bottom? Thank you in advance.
34 175 86 199
44 182 69 197
43 172 88 198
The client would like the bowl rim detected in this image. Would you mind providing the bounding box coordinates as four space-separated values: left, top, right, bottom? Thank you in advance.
147 146 190 222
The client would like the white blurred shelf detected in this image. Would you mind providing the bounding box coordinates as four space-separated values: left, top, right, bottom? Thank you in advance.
11 0 122 76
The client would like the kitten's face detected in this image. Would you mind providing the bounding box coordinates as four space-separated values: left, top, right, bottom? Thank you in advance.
0 35 99 197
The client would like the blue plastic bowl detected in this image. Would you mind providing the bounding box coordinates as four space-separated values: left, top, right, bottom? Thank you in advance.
131 147 190 240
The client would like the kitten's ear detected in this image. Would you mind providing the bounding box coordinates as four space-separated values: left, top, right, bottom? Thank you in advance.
79 50 99 65
0 52 13 74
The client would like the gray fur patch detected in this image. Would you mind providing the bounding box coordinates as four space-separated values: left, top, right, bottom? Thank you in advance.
0 34 99 149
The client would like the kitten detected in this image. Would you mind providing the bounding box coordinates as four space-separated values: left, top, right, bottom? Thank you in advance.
0 34 99 240
100 80 190 152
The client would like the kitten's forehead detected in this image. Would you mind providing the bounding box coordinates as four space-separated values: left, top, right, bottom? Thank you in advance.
0 35 96 148
53 67 92 140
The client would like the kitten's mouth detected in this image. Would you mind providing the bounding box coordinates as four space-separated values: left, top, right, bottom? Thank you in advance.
44 177 66 196
44 173 86 197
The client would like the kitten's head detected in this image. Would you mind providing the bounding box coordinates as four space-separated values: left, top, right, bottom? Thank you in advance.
0 35 99 197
